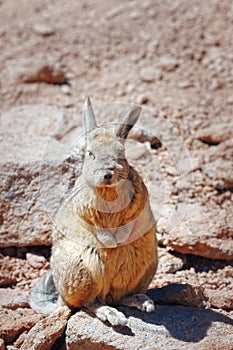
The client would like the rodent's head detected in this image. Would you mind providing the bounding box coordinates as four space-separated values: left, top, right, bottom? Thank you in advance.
82 98 141 188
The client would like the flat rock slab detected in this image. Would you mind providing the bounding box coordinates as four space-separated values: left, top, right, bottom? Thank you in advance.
0 105 83 247
159 202 233 260
0 307 42 344
66 306 233 350
0 289 29 310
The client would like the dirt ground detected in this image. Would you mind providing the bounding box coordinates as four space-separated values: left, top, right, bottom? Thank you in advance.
0 0 233 348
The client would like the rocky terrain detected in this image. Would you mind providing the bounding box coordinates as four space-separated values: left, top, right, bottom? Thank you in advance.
0 0 233 349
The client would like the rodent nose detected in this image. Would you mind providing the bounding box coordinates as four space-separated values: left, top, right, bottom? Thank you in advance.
104 173 113 180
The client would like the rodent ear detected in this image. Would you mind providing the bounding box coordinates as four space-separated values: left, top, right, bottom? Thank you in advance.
82 97 97 137
116 106 142 139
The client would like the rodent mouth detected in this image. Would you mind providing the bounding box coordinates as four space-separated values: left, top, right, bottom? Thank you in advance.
86 169 129 188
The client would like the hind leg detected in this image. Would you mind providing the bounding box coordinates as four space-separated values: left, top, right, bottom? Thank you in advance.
118 261 156 313
51 240 103 308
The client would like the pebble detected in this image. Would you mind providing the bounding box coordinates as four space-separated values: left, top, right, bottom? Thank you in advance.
61 84 71 95
26 253 47 269
33 24 55 36
139 67 162 82
159 56 179 71
177 80 193 88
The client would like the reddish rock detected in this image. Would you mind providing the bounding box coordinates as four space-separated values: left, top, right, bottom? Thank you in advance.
147 283 207 308
0 308 42 344
26 253 47 269
0 253 48 290
0 105 83 247
0 289 29 310
13 55 66 84
159 203 233 260
203 159 233 190
206 289 233 310
196 123 233 145
20 306 71 350
157 247 184 274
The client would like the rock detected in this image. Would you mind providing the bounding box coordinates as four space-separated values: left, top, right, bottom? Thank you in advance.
66 307 233 350
136 93 149 104
0 105 83 247
0 253 48 290
33 24 55 36
0 254 18 287
0 308 42 344
13 331 27 349
26 253 47 269
147 283 207 308
206 289 233 310
157 248 184 273
159 56 179 71
159 203 233 260
227 96 233 105
196 123 233 144
0 339 4 350
0 289 29 310
20 306 71 350
203 159 233 190
139 67 161 82
201 137 233 190
12 55 66 84
177 80 193 88
61 84 71 95
0 273 16 287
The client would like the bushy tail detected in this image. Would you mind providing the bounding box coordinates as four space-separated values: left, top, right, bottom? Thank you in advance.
29 270 61 316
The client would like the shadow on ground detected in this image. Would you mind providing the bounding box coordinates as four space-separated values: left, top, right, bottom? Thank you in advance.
118 302 233 343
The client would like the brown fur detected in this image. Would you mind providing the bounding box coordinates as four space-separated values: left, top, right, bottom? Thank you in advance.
52 165 158 308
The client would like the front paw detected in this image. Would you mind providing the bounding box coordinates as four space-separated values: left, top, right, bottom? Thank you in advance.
95 305 127 326
141 298 155 313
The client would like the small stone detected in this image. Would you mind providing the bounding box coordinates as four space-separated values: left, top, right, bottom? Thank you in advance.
227 96 233 105
33 24 55 36
26 253 47 269
209 78 223 91
157 247 184 273
139 67 161 82
61 84 71 95
159 56 179 71
177 80 193 88
136 94 149 104
196 122 233 144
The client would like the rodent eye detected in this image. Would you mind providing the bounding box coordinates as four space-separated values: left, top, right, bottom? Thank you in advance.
87 150 95 160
